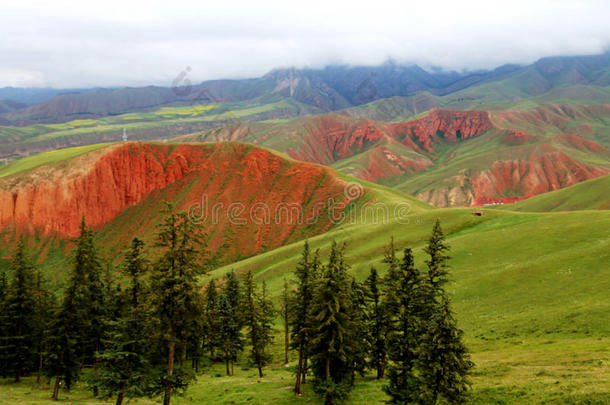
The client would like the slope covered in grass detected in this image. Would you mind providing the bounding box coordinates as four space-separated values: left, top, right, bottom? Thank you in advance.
0 142 114 178
200 206 610 404
499 174 610 211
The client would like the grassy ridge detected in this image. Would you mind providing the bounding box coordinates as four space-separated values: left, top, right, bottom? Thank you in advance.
0 142 115 178
499 174 610 211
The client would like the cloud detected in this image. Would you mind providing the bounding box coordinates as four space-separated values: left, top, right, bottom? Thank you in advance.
1 0 609 88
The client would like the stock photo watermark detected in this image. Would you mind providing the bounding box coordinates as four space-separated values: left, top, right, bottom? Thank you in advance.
187 182 416 226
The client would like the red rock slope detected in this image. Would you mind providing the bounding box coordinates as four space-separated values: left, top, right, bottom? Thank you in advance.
0 142 358 260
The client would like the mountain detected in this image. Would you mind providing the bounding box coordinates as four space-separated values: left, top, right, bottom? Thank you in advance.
0 141 426 267
4 53 609 127
179 103 610 207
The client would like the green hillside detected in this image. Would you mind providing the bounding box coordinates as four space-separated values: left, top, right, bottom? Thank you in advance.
499 174 610 211
200 206 610 404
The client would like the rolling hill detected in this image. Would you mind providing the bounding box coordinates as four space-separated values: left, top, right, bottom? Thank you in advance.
0 141 429 270
498 174 610 211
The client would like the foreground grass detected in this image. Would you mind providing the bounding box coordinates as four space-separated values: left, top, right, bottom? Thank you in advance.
1 335 609 404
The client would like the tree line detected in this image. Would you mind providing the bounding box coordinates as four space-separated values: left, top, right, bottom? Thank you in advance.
0 202 472 405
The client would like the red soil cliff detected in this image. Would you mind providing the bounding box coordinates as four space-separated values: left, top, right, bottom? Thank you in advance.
0 143 357 260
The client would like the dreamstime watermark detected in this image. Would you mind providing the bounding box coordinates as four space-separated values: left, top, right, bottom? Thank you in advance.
187 182 415 226
170 66 242 126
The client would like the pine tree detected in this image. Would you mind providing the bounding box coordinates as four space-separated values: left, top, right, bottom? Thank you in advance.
202 280 220 359
417 220 472 404
423 219 450 297
63 216 105 395
46 218 102 399
149 203 206 405
382 237 401 329
291 241 320 395
243 271 271 377
96 238 150 405
46 283 82 400
308 241 359 405
280 278 290 365
383 248 424 404
33 268 53 385
418 295 473 404
348 277 368 385
364 267 387 379
218 272 244 376
255 280 275 377
0 239 37 382
0 270 6 377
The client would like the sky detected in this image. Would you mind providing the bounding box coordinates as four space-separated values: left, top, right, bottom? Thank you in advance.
1 0 609 88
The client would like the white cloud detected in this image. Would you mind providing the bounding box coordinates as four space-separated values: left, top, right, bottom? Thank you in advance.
1 0 609 87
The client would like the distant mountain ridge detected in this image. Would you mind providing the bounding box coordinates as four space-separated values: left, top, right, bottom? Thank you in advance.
3 52 609 126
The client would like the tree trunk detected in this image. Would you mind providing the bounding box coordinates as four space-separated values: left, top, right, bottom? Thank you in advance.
195 359 199 374
52 375 61 400
231 360 234 376
163 340 176 405
15 372 20 383
258 362 263 378
115 383 125 405
93 342 100 397
37 348 43 384
284 323 289 365
294 345 303 395
302 353 308 384
224 337 230 376
324 357 332 405
377 353 386 379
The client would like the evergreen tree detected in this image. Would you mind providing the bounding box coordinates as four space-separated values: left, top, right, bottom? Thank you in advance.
382 237 401 329
96 238 150 405
308 241 358 405
255 280 275 377
243 271 273 377
364 267 387 379
0 239 37 382
291 241 320 395
46 283 82 400
0 270 6 377
280 277 290 365
417 220 472 404
59 216 105 395
348 277 368 385
418 295 473 404
383 248 424 404
33 268 53 384
149 203 206 405
202 279 220 359
218 270 244 376
423 219 450 298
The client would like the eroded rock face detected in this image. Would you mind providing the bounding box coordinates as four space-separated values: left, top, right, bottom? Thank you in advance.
0 142 354 259
471 150 608 205
415 148 609 207
391 110 493 153
0 143 197 236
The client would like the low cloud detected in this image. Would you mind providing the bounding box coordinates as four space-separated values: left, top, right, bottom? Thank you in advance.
1 0 609 88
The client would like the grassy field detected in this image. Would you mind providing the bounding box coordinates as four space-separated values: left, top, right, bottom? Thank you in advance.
0 143 115 178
